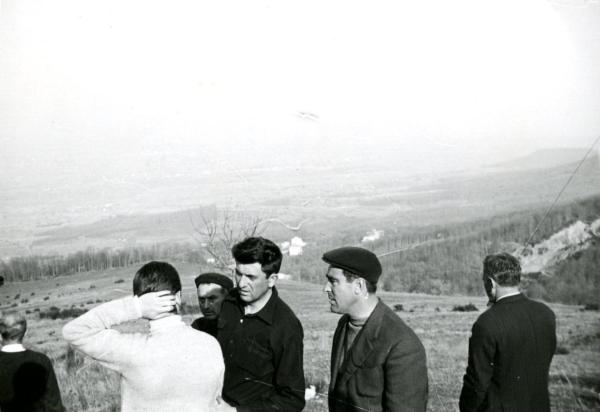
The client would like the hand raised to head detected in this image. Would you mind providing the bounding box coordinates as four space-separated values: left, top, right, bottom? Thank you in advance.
138 291 176 320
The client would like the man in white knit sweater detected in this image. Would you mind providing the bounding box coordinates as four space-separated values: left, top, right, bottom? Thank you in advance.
63 261 234 412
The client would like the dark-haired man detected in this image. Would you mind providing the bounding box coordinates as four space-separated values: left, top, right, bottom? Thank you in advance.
459 252 556 412
323 246 428 412
217 237 305 412
0 312 64 412
192 272 234 337
63 261 234 412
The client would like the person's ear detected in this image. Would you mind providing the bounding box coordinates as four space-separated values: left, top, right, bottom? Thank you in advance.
490 278 499 289
267 273 278 288
353 278 363 295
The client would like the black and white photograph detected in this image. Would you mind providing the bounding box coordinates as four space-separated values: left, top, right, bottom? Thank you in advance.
1 0 599 411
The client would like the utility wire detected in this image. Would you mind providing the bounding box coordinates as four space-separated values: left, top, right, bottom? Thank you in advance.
524 135 600 246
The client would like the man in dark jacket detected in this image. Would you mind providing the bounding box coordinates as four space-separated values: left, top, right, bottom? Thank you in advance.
216 237 305 412
0 312 64 412
323 246 428 412
459 252 556 412
191 272 234 337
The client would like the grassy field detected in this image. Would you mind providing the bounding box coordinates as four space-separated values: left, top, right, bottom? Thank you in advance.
1 263 599 411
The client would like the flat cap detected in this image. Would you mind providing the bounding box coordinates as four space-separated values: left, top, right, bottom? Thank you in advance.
322 246 382 284
194 272 234 291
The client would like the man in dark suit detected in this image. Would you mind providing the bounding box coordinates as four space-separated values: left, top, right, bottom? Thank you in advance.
323 246 428 412
459 252 557 412
191 272 234 337
0 312 64 412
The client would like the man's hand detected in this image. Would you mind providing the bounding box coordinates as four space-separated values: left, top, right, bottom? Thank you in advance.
137 291 176 320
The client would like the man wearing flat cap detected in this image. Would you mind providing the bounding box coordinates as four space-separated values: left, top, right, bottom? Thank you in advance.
192 272 234 337
323 246 428 412
459 253 556 412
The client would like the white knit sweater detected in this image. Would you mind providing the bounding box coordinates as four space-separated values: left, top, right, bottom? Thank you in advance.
63 296 231 412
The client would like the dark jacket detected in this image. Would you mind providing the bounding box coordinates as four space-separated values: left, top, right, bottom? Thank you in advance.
216 287 305 412
329 300 428 412
191 316 218 337
0 349 64 412
459 294 556 412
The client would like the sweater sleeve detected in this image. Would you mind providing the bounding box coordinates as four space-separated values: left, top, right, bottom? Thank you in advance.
62 296 144 373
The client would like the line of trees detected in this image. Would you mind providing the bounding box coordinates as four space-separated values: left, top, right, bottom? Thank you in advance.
0 243 203 282
2 195 598 304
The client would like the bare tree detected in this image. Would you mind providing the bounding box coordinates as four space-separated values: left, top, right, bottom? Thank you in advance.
191 209 264 272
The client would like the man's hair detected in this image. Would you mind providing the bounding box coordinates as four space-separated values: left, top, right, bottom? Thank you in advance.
232 237 282 277
133 261 182 296
342 270 377 294
483 252 521 286
0 312 27 342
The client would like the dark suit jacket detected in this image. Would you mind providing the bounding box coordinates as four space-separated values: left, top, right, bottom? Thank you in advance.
0 349 64 412
329 300 428 412
459 294 556 412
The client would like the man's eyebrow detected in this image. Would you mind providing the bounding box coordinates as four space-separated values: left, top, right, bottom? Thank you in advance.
235 269 254 277
326 275 336 281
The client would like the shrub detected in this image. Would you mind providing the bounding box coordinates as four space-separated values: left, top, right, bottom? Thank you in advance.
555 346 570 355
43 296 50 301
89 285 96 289
583 303 599 311
14 294 20 300
39 306 87 320
114 279 125 284
20 298 28 304
393 304 404 312
452 303 478 312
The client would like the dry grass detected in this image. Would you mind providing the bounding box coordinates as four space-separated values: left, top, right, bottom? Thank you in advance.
1 264 598 411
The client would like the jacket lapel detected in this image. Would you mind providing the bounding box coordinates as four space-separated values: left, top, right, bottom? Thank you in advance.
330 315 348 389
336 300 385 387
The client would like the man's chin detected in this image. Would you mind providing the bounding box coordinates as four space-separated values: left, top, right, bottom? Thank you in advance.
202 314 217 320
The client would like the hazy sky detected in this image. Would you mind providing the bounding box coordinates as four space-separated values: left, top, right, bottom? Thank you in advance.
1 0 600 184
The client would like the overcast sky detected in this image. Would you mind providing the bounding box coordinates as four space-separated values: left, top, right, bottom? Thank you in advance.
1 0 600 186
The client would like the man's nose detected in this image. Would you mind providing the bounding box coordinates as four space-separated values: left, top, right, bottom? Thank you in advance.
324 282 331 293
238 275 248 288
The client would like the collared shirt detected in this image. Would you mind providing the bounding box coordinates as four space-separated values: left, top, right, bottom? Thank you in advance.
1 344 25 353
216 287 305 412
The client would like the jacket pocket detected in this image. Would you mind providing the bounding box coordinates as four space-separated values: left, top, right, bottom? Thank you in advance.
354 366 383 397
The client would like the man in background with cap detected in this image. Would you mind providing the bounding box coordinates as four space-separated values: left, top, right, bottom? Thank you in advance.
323 246 428 412
192 272 234 337
459 253 556 412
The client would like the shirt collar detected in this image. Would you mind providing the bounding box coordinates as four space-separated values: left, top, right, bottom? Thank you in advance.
1 343 26 353
236 287 279 325
496 291 521 302
149 315 185 334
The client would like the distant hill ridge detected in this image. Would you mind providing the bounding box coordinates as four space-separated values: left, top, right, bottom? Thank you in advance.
490 147 598 171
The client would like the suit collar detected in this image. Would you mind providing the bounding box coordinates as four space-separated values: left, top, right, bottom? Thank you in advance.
336 299 386 386
493 293 524 306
